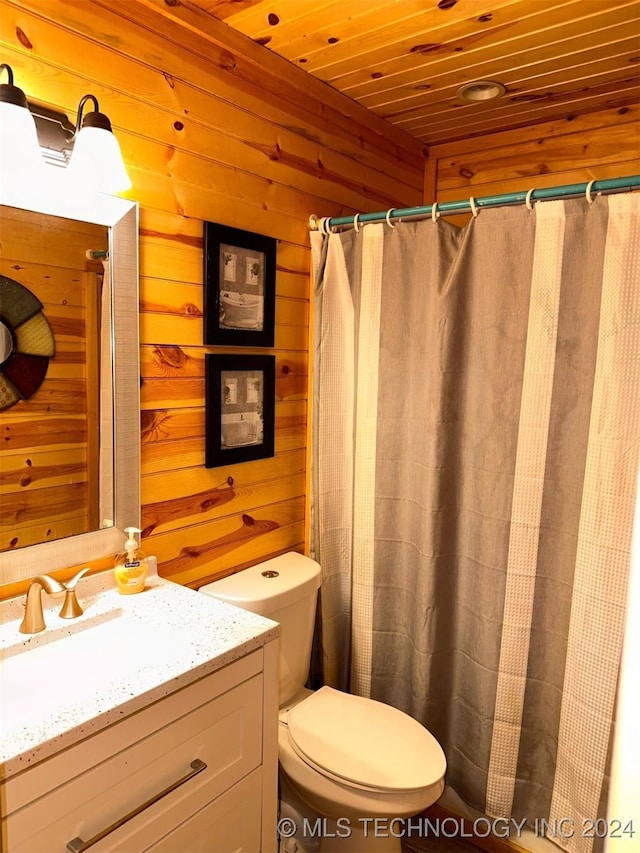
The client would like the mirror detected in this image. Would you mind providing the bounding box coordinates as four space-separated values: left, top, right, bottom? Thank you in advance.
0 181 139 586
1 207 110 546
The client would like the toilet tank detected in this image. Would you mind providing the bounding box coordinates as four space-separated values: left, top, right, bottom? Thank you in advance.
200 552 321 706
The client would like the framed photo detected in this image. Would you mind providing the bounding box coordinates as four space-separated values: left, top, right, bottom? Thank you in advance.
203 222 276 347
205 354 275 467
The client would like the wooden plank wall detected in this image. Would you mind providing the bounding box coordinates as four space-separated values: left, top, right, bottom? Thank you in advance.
0 0 425 592
425 105 640 225
0 208 107 551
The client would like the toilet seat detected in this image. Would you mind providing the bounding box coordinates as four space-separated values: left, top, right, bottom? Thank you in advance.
285 686 446 794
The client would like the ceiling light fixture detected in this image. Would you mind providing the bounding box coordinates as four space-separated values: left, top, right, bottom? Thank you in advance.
457 80 506 102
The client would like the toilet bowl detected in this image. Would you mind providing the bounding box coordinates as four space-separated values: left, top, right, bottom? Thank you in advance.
200 553 446 852
279 687 445 852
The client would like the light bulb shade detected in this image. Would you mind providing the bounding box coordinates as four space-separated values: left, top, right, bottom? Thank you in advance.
0 100 44 175
66 125 131 194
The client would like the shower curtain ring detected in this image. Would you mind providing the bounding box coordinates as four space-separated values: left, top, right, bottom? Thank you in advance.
525 189 535 210
385 208 397 228
353 213 361 233
469 196 479 218
585 180 596 204
431 202 440 222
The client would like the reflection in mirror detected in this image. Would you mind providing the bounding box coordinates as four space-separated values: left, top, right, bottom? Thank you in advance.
0 321 13 362
0 187 139 587
0 206 110 550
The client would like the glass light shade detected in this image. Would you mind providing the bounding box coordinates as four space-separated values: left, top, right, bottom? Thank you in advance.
66 125 131 194
0 100 44 175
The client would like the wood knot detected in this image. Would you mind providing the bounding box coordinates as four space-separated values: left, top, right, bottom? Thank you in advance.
16 27 33 49
410 43 440 54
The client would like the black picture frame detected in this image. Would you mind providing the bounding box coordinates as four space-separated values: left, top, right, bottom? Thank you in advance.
203 222 276 347
205 354 275 468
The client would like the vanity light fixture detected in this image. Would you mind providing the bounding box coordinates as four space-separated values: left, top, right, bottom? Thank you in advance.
0 64 130 195
0 63 44 177
28 101 75 167
457 80 506 102
66 94 131 193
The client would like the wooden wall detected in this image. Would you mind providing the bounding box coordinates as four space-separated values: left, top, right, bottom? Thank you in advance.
0 0 425 591
425 105 640 224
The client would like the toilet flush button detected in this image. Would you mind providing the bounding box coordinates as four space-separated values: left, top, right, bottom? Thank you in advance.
262 570 279 578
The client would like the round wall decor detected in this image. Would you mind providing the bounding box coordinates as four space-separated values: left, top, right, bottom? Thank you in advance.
0 274 55 411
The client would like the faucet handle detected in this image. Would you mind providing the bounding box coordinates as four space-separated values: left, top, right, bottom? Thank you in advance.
58 567 90 620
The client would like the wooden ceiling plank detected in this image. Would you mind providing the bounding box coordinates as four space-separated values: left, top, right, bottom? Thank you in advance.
180 0 265 24
355 22 640 111
218 0 344 33
221 0 401 43
334 1 639 95
394 70 640 136
276 0 538 71
373 41 640 122
410 86 640 145
402 87 640 142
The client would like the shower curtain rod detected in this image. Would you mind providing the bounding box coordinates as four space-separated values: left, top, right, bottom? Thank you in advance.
309 174 640 232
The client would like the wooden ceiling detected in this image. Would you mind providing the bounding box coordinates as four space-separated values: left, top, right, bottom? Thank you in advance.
185 0 640 146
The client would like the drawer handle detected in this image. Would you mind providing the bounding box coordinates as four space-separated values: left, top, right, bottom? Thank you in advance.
66 758 207 852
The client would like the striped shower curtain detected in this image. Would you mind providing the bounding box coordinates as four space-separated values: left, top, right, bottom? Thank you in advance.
310 194 640 853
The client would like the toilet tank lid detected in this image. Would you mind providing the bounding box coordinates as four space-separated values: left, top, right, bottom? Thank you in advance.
199 552 321 612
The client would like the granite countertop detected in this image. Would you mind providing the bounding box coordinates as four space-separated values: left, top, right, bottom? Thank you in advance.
0 559 279 778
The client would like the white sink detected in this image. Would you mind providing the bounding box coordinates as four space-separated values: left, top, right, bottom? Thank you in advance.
0 564 279 774
1 613 184 723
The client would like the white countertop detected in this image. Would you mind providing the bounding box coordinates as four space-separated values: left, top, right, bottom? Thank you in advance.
0 561 279 778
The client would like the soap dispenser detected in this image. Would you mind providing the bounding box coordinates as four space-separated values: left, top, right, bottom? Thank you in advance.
114 527 148 595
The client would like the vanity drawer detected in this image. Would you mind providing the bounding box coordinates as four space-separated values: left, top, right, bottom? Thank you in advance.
3 671 263 852
148 767 263 852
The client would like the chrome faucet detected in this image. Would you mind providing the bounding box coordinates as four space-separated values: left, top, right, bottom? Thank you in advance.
19 568 90 634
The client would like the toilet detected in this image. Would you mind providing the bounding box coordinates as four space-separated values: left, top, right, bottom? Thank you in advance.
200 552 446 852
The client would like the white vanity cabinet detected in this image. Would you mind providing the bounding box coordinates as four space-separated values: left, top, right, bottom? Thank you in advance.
1 644 279 853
